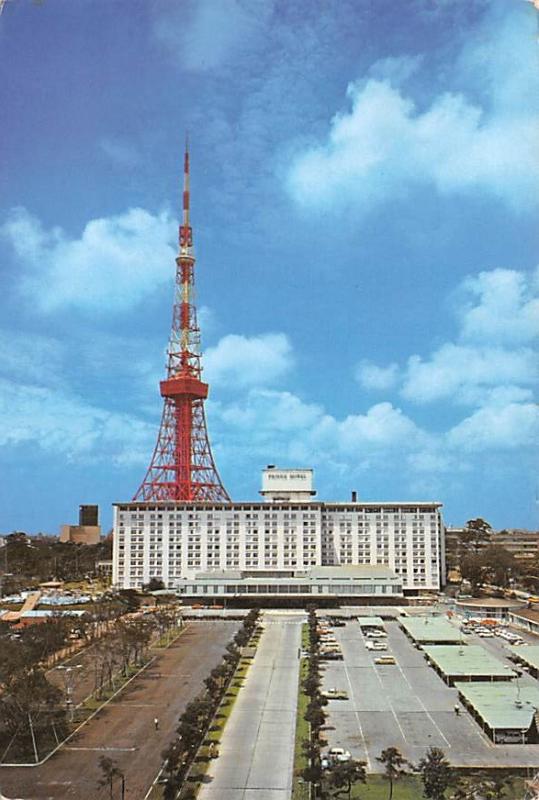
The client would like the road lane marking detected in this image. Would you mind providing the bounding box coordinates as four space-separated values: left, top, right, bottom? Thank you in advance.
64 746 137 751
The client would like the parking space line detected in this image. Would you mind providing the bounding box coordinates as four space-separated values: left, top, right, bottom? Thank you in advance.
393 659 450 747
341 659 372 770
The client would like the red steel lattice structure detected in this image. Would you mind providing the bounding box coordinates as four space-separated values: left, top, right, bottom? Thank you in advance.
133 148 230 502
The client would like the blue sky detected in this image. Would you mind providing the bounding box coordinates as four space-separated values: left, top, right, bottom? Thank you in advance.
0 0 537 534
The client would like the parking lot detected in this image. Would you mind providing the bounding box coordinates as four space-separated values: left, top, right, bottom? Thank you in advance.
320 619 539 771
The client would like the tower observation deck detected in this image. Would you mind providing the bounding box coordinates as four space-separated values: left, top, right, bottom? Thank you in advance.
133 147 230 502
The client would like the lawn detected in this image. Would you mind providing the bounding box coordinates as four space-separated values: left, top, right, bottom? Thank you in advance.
292 623 310 800
326 773 526 799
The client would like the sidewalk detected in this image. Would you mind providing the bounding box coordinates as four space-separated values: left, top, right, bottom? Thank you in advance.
199 614 301 800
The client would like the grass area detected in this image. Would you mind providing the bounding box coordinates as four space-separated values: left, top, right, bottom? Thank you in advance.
292 623 310 800
324 773 526 799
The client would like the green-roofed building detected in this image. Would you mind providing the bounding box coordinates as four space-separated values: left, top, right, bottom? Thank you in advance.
455 681 539 743
422 645 515 685
356 616 385 629
399 615 462 645
508 645 539 678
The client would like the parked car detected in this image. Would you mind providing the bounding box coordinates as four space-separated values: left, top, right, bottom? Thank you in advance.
322 688 349 700
328 747 351 762
366 640 388 651
365 630 386 639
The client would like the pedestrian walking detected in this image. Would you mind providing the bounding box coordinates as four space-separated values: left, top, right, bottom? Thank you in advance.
154 717 159 731
454 704 460 716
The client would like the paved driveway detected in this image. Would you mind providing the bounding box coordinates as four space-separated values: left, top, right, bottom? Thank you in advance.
198 612 304 800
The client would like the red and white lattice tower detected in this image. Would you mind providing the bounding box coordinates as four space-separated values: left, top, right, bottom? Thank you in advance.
133 147 230 502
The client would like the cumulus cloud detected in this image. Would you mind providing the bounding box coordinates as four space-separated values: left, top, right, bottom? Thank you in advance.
447 400 539 452
358 265 538 407
212 388 429 470
401 344 537 405
355 360 400 391
288 77 538 213
204 333 294 388
457 267 539 344
1 206 176 312
0 378 154 466
287 2 539 215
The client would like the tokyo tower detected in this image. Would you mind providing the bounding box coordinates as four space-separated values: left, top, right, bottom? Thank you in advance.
133 147 230 502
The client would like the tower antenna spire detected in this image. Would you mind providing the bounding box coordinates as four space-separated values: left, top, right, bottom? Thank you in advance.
133 144 230 502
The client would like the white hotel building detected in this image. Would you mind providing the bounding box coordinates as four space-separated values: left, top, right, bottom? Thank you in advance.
113 468 445 596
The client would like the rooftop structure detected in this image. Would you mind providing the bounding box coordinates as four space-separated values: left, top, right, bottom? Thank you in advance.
356 616 385 628
509 608 539 636
174 565 403 606
422 644 516 685
399 615 462 644
260 466 316 503
508 645 539 676
455 681 539 743
133 146 229 503
455 597 525 619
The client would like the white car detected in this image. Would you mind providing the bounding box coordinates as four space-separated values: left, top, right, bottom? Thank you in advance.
328 747 351 762
365 630 386 639
477 630 494 638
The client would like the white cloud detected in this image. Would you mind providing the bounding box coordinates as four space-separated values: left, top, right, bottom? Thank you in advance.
287 1 539 217
457 267 539 344
447 400 539 452
0 329 65 386
204 333 294 388
1 206 176 312
212 388 428 471
401 344 537 405
0 378 154 466
355 360 400 391
358 265 538 407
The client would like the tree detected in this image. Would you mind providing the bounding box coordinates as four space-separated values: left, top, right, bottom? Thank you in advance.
417 747 454 800
452 772 514 800
326 759 367 799
145 576 165 592
377 747 408 800
480 545 517 588
460 519 492 554
97 755 125 800
460 554 487 596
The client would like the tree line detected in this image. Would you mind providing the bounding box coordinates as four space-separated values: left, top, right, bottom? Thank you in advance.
157 609 260 800
0 603 180 763
1 532 112 591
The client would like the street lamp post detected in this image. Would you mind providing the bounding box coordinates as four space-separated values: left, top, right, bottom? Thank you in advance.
55 664 83 723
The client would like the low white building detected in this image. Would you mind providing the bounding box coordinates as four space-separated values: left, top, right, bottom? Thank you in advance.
113 468 445 594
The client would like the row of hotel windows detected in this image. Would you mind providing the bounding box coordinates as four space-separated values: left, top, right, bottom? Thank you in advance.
182 583 402 595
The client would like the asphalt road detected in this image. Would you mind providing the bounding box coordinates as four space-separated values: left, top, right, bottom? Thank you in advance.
198 611 305 800
0 621 238 800
321 620 539 771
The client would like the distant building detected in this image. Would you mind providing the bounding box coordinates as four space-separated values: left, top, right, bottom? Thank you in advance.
113 467 445 595
445 525 539 574
60 504 101 545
